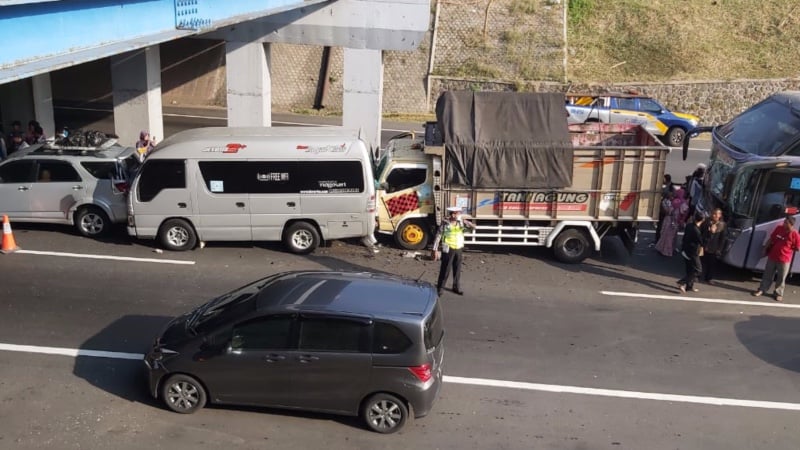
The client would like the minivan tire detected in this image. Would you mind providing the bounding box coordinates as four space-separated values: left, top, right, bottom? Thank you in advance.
362 393 408 434
284 221 320 254
75 206 110 237
553 228 592 264
159 219 197 251
161 374 207 414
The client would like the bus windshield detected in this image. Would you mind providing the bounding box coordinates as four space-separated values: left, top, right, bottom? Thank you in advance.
717 98 800 157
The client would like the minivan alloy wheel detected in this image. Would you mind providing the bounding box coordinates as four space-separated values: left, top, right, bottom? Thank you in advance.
161 374 207 414
362 393 408 433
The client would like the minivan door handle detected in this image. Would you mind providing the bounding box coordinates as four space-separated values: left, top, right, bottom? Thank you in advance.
286 201 296 207
298 355 319 363
177 202 187 208
265 354 286 363
72 185 84 190
236 202 245 208
17 186 29 191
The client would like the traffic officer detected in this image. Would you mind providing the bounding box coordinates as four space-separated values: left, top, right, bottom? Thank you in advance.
431 206 474 296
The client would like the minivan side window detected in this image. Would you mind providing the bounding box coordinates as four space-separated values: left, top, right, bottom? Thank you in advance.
137 159 186 202
230 316 294 351
295 161 364 194
298 317 370 353
0 160 35 183
373 322 412 354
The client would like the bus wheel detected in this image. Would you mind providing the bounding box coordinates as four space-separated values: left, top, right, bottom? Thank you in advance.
395 220 430 250
284 221 320 254
665 127 686 147
553 228 592 264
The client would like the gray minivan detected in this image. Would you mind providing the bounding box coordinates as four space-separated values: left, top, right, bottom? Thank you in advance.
144 270 444 433
127 127 377 254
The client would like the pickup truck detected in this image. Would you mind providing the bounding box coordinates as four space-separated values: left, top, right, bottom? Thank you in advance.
566 92 700 147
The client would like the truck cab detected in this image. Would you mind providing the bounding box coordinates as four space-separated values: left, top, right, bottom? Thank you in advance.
374 136 436 250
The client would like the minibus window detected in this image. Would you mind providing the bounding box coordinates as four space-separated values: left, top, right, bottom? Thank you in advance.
137 159 186 202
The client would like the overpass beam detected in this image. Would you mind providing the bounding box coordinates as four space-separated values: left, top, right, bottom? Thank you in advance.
111 47 164 147
225 41 272 127
32 74 55 139
343 48 383 151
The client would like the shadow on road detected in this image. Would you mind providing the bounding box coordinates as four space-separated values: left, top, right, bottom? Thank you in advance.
73 314 173 406
734 315 800 373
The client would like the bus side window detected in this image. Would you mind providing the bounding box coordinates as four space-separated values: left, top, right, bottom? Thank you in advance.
756 172 799 223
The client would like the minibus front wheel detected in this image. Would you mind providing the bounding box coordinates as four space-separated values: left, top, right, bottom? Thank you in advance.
284 221 320 254
159 218 198 251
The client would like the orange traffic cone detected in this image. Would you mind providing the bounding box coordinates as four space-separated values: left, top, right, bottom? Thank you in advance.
1 215 20 254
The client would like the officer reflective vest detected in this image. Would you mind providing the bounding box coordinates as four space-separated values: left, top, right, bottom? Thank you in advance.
443 222 465 250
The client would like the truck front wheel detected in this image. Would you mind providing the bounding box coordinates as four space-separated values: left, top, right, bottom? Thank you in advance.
553 228 592 264
395 219 430 250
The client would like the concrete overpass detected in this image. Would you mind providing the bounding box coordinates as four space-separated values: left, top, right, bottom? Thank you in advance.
0 0 429 149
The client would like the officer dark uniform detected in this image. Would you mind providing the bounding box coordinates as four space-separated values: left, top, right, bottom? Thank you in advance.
432 206 474 296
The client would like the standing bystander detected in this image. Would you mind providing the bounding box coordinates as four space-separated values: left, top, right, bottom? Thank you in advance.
700 208 728 284
678 211 706 294
135 131 156 162
752 214 800 302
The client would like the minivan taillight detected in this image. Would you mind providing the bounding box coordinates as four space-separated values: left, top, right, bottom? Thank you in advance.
408 363 432 382
367 194 376 213
114 181 129 193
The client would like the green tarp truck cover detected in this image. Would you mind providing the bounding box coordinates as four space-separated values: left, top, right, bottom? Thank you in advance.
435 91 573 189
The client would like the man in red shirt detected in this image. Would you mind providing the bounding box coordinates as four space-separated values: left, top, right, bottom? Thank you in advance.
753 215 800 301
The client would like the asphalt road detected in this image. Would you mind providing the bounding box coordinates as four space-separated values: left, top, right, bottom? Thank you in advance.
2 109 796 449
1 222 800 449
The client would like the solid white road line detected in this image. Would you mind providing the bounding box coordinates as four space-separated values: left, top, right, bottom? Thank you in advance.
0 343 142 360
2 342 800 412
443 376 800 411
17 249 195 265
601 290 800 310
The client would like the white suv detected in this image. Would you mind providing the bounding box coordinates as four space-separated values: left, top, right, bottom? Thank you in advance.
0 139 139 237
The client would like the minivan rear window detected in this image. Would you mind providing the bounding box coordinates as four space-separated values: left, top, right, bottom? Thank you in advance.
424 303 444 350
373 322 412 354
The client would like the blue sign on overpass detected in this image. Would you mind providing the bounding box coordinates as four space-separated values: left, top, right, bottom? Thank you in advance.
0 0 329 84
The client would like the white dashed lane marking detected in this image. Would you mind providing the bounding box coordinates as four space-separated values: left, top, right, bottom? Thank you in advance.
601 291 800 309
2 342 800 412
17 250 195 265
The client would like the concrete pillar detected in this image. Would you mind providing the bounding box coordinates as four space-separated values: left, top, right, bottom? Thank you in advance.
111 46 164 147
32 74 55 139
225 41 271 127
343 48 383 151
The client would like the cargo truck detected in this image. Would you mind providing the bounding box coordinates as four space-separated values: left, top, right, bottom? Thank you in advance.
375 91 669 263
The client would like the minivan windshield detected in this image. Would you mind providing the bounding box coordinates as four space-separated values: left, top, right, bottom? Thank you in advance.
717 97 800 156
188 275 281 332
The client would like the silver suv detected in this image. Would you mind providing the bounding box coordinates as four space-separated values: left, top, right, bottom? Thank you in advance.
0 140 139 237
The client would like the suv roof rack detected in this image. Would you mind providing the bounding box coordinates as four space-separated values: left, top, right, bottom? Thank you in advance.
29 137 120 156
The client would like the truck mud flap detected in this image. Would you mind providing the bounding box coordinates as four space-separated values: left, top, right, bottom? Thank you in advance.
619 225 638 253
